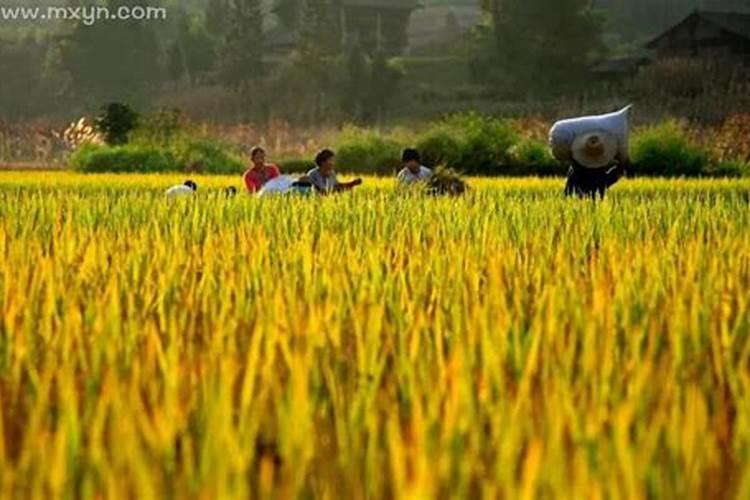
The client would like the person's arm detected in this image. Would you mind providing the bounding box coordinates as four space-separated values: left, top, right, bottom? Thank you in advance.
396 169 408 185
603 162 626 188
292 175 313 187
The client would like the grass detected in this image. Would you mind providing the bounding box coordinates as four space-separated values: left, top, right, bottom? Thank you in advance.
0 173 749 498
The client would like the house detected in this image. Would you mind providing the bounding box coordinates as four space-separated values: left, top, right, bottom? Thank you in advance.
646 9 750 59
265 0 420 57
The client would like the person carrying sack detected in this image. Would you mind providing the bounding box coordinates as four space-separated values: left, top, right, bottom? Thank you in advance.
565 131 626 199
550 106 632 199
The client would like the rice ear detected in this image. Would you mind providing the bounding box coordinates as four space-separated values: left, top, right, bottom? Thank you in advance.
426 165 468 196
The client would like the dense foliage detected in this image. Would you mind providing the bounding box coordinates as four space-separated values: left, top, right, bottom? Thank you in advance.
0 0 747 126
474 0 605 92
95 103 140 146
68 110 750 177
71 109 245 174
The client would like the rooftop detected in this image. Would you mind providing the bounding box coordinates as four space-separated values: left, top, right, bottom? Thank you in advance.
647 10 750 48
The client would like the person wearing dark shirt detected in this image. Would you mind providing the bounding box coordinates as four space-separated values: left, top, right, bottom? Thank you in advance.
565 130 626 199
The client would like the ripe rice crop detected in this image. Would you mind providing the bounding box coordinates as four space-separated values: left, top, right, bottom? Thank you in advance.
0 173 749 499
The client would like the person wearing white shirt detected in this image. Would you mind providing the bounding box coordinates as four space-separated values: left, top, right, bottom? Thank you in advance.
397 149 432 186
165 180 197 197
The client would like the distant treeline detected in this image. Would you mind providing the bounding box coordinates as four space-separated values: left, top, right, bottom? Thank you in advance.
0 0 741 124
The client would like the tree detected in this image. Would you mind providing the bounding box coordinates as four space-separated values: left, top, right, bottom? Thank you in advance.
219 0 265 92
365 51 403 124
342 41 369 121
0 37 49 119
476 0 605 93
295 0 341 121
95 102 139 145
58 0 165 106
206 0 231 39
274 0 303 29
168 10 216 85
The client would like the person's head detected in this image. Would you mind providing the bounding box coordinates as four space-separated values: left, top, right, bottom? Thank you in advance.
184 180 197 191
315 149 336 175
250 146 266 169
402 148 421 174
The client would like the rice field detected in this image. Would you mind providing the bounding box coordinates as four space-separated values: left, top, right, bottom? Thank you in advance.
1 172 749 499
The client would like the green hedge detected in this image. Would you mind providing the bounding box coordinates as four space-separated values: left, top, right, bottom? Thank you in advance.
631 121 708 177
171 139 245 175
70 111 750 178
631 121 748 178
306 114 525 177
71 139 244 175
325 117 748 178
70 144 175 173
416 113 519 175
336 126 403 176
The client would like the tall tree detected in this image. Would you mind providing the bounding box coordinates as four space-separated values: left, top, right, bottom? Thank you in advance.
365 50 402 124
274 0 303 29
168 10 215 85
206 0 231 39
219 0 265 92
477 0 604 92
295 0 341 120
58 0 165 106
342 41 368 121
0 36 48 119
298 0 341 58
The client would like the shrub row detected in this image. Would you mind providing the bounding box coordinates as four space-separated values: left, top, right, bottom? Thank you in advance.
71 138 244 175
332 114 562 177
331 117 748 178
71 112 750 178
631 121 749 178
71 109 245 174
332 115 749 178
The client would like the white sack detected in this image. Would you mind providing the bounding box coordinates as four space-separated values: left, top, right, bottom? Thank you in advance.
257 175 296 197
549 105 632 164
165 185 196 197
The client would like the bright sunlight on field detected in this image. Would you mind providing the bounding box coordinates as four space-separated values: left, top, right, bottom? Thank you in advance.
1 173 749 498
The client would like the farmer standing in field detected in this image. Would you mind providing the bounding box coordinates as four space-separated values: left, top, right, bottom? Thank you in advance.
550 106 632 199
397 148 433 186
243 146 281 193
304 149 363 194
564 131 626 199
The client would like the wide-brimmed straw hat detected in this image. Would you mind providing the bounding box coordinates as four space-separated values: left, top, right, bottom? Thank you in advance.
571 130 617 169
